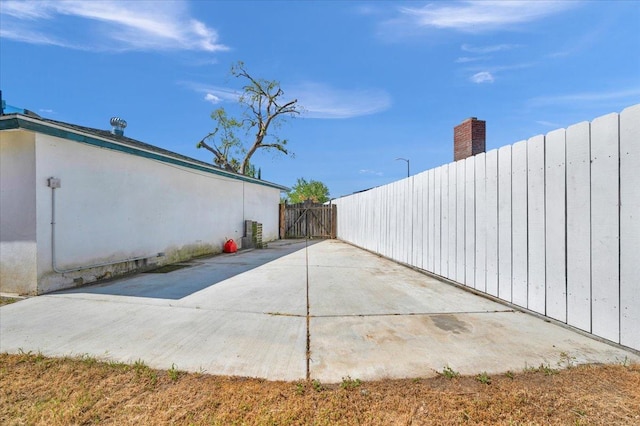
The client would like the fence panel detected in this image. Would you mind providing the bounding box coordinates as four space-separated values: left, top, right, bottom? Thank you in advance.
421 171 430 270
620 104 640 349
413 174 424 268
527 135 546 314
427 168 436 272
465 157 476 288
397 181 405 263
498 145 513 301
365 189 374 253
385 184 393 259
393 181 411 263
590 113 620 342
440 165 449 276
403 180 412 265
475 153 487 292
447 163 457 280
511 140 528 308
456 161 466 283
485 149 499 296
380 186 388 257
365 191 373 250
545 128 567 322
391 183 398 260
397 181 404 262
566 121 592 332
400 181 408 263
544 129 566 322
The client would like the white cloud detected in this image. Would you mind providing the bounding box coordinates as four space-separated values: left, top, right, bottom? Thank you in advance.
529 89 640 107
293 82 392 119
457 41 526 83
535 120 560 127
393 1 576 33
185 80 391 119
353 4 382 16
455 56 487 63
462 62 534 83
490 62 535 72
0 0 229 52
204 93 222 104
0 27 79 49
182 82 241 103
461 43 519 53
470 71 494 83
359 169 383 176
0 1 53 19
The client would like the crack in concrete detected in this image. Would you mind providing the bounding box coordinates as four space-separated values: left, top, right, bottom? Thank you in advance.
308 310 516 318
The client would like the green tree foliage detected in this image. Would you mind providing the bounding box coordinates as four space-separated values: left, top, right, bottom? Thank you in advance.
196 61 299 175
287 178 330 204
244 163 261 179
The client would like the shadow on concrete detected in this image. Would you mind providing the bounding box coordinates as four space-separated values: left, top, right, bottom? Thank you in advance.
56 239 319 300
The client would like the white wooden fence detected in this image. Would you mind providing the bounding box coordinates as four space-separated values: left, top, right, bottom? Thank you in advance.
334 104 639 352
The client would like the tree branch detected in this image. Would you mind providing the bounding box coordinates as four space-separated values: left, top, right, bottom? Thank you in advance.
196 138 236 172
204 61 302 175
260 143 288 154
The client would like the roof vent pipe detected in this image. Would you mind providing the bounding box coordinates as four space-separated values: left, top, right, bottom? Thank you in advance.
110 117 127 136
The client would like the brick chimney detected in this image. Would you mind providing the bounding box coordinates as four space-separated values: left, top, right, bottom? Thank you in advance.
454 117 485 161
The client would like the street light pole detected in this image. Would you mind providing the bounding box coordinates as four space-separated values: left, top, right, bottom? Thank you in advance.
395 157 410 177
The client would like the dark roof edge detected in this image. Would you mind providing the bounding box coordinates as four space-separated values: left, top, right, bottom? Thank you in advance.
0 114 289 192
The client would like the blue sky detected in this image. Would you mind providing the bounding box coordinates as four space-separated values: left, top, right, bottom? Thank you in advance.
1 1 639 197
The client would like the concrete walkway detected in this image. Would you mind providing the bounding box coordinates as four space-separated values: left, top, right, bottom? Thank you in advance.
1 240 637 382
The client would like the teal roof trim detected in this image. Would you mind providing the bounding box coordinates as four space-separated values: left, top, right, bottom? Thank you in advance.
0 115 289 191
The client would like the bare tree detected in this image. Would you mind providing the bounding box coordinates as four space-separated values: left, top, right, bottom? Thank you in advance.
197 61 300 175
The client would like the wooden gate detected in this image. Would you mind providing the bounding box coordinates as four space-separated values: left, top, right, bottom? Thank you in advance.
279 202 337 239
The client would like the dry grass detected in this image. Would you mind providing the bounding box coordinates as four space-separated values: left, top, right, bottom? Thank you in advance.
1 352 639 425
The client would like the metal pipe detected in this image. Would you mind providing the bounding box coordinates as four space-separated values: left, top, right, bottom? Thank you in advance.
50 186 155 274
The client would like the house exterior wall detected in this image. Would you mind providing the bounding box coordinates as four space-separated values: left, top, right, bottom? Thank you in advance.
0 131 38 295
33 131 281 294
243 181 280 241
0 124 282 295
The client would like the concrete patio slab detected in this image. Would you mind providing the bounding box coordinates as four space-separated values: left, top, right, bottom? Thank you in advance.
309 311 633 383
0 295 306 380
1 239 638 383
306 240 637 382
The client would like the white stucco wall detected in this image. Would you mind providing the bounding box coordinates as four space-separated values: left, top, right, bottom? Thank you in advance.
0 125 281 294
0 130 38 295
243 181 279 241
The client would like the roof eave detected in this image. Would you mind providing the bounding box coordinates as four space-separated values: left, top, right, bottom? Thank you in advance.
0 114 290 192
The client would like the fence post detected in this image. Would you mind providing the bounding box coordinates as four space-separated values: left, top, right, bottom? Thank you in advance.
279 203 285 239
332 204 337 238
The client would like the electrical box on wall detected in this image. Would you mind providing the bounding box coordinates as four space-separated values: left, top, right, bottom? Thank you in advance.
47 177 61 188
